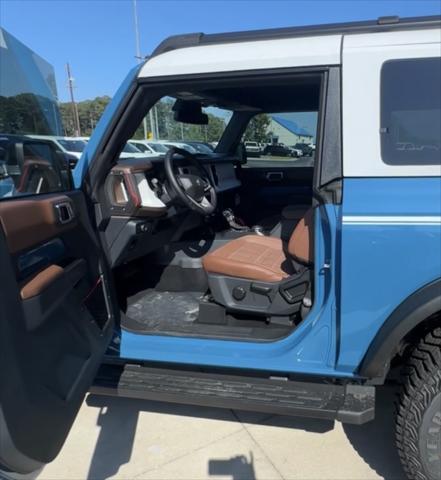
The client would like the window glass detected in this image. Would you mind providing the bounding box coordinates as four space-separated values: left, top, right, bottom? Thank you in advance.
147 142 168 153
123 142 142 153
0 29 63 136
131 142 149 152
242 112 317 167
58 139 87 153
132 96 232 150
381 58 441 165
0 136 71 199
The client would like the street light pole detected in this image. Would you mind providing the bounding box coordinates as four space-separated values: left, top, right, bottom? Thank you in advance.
133 0 151 139
66 62 81 136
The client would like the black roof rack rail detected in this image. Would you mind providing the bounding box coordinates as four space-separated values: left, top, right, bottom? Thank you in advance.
151 15 441 57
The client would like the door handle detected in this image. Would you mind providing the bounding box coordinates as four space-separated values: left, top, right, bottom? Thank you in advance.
266 172 284 182
54 201 75 224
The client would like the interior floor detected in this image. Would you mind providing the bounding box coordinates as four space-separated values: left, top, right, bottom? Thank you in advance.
116 260 298 341
127 290 203 327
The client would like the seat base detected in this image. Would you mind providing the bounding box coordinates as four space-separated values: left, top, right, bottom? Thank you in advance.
202 235 293 283
207 268 310 318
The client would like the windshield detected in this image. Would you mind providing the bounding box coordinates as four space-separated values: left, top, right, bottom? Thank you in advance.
147 142 169 153
132 143 148 152
186 142 213 154
133 96 233 147
58 139 87 153
123 142 142 153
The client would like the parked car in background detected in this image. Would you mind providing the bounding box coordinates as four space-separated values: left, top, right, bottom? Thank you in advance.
183 141 214 154
119 142 156 159
129 140 169 155
159 141 198 154
244 141 261 157
287 146 302 157
294 142 314 156
263 143 295 157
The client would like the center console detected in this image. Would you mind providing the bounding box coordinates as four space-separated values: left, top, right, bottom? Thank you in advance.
221 208 267 237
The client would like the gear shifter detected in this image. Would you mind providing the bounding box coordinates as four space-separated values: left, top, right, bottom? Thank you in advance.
251 225 265 236
222 209 249 231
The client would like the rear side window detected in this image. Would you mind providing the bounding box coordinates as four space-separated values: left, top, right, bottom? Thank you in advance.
380 57 441 166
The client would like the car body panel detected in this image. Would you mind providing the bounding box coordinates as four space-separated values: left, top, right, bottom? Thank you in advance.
338 177 441 371
342 28 441 178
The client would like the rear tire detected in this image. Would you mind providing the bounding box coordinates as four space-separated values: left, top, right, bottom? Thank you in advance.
396 326 441 480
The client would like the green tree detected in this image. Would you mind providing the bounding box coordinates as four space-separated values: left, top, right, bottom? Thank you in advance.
60 96 111 136
243 114 271 142
0 93 60 135
133 98 228 142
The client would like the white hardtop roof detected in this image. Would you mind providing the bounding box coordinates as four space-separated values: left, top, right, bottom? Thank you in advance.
139 16 440 79
139 34 341 78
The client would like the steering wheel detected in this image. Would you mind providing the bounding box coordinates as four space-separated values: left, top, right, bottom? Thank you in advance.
164 147 217 215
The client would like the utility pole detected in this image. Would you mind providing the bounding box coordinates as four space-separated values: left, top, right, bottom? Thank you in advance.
66 62 81 137
133 0 151 139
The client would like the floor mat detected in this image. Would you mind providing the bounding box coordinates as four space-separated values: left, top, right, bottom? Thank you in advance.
126 290 204 329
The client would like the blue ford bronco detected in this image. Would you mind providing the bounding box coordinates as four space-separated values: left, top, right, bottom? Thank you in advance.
0 15 440 480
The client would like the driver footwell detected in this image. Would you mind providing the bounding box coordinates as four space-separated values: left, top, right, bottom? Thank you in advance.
117 263 295 341
127 290 203 327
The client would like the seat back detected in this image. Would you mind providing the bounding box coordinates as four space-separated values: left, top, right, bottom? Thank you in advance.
287 207 314 265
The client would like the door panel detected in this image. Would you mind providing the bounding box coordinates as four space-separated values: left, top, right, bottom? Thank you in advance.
0 191 115 474
237 165 313 231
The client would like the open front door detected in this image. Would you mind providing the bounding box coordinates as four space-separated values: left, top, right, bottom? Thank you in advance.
0 137 116 474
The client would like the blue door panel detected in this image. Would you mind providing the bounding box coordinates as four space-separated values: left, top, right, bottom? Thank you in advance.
338 177 441 372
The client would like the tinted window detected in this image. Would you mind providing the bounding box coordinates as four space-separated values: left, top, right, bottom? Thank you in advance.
0 136 71 199
123 143 141 153
132 142 149 152
0 29 63 136
381 58 441 165
148 142 168 153
58 139 87 153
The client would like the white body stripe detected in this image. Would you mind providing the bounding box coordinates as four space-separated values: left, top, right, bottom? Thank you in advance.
343 216 441 226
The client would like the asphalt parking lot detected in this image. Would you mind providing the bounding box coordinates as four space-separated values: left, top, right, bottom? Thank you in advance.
36 385 406 480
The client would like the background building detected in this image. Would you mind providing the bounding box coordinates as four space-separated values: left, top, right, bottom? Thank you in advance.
0 28 62 135
268 116 313 145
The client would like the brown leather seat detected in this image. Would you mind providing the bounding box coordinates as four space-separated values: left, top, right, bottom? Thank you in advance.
203 208 314 282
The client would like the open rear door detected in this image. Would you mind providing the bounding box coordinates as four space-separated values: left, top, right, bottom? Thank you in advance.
0 137 116 474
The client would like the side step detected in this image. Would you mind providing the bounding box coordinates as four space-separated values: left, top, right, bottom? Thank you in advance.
90 363 375 425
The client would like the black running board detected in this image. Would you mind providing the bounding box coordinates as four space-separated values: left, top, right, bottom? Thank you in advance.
90 363 375 425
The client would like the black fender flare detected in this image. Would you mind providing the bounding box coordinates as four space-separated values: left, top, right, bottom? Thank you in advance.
358 278 441 379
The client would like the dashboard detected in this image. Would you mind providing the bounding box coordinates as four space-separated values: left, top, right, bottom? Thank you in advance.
103 153 241 266
105 154 241 218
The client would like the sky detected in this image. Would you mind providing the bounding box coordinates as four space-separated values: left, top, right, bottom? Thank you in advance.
1 0 440 104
